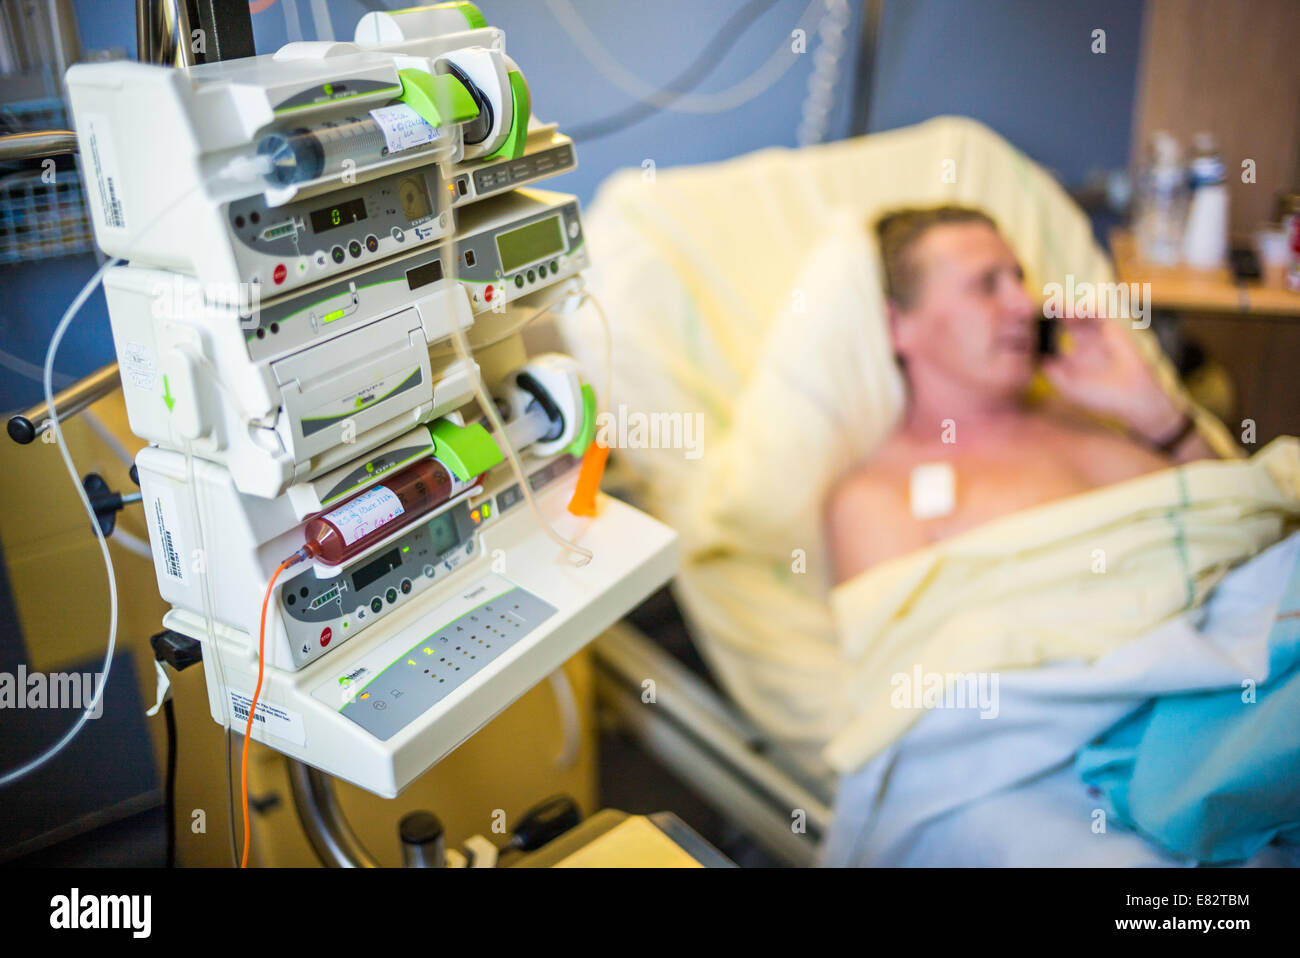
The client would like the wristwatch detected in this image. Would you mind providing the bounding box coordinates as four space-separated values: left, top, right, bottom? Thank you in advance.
1153 413 1197 455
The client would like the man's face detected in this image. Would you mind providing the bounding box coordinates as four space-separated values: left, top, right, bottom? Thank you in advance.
890 222 1038 398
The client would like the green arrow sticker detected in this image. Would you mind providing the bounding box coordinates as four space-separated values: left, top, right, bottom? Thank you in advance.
162 375 175 413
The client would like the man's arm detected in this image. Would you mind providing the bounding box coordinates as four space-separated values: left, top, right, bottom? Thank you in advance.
1129 404 1219 465
1041 316 1221 464
825 471 929 584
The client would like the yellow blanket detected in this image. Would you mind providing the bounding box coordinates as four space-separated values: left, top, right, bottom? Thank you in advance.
823 438 1300 773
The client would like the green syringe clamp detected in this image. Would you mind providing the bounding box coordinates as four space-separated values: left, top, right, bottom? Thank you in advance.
428 419 504 481
484 70 531 161
443 1 487 30
397 69 480 128
564 383 598 458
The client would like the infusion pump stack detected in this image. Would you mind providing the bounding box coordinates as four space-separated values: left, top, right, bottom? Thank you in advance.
62 3 676 802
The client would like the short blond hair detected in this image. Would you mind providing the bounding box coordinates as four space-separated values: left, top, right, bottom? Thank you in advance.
874 205 999 308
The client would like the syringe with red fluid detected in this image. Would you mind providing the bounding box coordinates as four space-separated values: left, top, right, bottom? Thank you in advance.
302 457 474 565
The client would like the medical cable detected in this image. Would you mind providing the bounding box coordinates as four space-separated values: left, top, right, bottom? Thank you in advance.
545 0 822 115
240 547 310 868
0 175 248 875
564 0 778 143
183 441 241 866
0 255 122 787
796 0 852 147
433 152 594 566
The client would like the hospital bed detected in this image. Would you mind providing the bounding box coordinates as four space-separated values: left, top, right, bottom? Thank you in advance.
550 116 1253 866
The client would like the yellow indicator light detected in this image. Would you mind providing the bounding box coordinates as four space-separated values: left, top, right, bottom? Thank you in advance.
408 659 417 666
423 647 433 655
360 693 370 700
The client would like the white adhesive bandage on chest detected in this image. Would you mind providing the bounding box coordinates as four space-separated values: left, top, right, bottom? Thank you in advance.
910 462 956 519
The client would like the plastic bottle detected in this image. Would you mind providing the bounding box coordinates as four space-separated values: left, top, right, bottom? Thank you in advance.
1135 131 1187 265
303 457 469 564
1182 132 1229 268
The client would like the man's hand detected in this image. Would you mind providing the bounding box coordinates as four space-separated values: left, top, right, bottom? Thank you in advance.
1040 315 1186 445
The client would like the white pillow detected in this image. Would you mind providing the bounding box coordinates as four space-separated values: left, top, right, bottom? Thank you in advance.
686 211 903 589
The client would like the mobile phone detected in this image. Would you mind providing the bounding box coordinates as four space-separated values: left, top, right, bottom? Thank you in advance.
1037 316 1059 357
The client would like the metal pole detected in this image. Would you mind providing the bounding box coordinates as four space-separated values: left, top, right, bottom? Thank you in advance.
7 362 122 445
0 129 76 161
847 0 884 137
286 759 381 868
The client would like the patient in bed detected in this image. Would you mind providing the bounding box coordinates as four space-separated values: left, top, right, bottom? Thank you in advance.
827 206 1219 582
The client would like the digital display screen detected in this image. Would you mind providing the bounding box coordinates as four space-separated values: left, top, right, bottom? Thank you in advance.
397 173 432 222
310 197 367 234
351 547 401 592
495 216 564 274
406 258 444 291
429 512 459 555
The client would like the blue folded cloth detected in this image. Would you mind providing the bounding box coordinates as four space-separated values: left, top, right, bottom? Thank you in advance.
1077 541 1300 864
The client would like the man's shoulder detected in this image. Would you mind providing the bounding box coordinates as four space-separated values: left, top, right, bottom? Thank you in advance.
826 446 911 518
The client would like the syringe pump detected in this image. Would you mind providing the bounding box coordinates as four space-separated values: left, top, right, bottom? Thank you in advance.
63 2 677 802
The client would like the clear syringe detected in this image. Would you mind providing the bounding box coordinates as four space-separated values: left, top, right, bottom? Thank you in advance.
257 103 442 186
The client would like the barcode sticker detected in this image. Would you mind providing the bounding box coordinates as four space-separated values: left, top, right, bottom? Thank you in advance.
369 103 440 154
229 691 306 746
82 113 128 233
150 485 186 583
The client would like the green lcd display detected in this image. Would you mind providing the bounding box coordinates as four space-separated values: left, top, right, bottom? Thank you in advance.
495 216 564 274
428 511 459 555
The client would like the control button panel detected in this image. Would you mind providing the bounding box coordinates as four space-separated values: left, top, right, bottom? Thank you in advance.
225 167 446 296
320 577 557 741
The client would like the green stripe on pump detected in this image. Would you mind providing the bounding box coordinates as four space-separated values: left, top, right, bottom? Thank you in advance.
428 419 504 481
485 70 530 161
389 2 486 30
565 383 597 458
453 1 488 29
397 69 480 127
418 1 487 30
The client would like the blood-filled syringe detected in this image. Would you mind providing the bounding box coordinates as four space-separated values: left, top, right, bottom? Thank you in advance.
302 457 474 564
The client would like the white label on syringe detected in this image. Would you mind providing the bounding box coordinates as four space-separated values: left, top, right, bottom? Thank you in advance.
324 485 405 545
369 104 440 154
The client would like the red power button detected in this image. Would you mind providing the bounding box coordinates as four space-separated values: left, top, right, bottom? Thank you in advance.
319 627 332 647
273 263 288 285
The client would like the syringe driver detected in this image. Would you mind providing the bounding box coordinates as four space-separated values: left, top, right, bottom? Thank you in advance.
63 2 677 799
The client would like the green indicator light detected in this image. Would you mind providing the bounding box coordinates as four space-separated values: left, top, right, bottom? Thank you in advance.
402 545 410 553
323 309 345 323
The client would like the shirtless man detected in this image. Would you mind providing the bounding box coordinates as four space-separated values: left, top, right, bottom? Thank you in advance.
826 206 1218 583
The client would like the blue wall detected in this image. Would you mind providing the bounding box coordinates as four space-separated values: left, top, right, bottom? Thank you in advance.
868 0 1145 186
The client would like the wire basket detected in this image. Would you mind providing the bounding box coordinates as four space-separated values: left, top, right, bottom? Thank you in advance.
0 97 95 263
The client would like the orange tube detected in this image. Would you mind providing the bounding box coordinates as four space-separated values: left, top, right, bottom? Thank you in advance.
567 441 609 517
